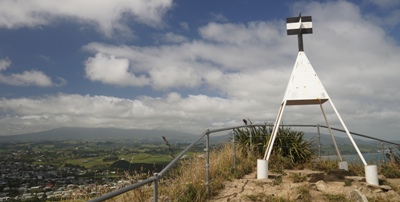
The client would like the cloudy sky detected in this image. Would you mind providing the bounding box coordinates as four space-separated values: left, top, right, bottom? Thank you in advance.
0 0 399 140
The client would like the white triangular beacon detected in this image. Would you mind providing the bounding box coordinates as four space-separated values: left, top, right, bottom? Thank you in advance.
257 14 379 186
283 51 329 105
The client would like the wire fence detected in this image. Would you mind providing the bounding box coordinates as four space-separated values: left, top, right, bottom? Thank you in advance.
88 123 399 202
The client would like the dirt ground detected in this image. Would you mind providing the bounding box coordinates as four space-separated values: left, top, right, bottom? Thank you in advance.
209 169 400 202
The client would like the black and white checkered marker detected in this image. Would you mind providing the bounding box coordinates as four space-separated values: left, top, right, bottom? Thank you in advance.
286 14 312 52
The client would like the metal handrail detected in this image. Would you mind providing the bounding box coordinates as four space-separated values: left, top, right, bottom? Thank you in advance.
89 124 249 202
89 123 399 202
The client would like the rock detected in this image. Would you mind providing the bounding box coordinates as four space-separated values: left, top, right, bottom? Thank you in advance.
345 176 365 182
359 186 372 195
367 183 392 191
307 172 325 182
325 169 349 181
309 183 317 190
380 185 392 191
349 189 368 202
315 180 328 192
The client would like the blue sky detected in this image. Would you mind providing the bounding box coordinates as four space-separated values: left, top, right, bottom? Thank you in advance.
0 0 399 140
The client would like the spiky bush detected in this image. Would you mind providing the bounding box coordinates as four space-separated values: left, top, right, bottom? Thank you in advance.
233 124 271 155
234 125 314 169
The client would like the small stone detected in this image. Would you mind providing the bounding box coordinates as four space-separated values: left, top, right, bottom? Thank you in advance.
349 189 368 202
380 185 392 191
316 180 328 192
359 186 372 195
309 183 317 190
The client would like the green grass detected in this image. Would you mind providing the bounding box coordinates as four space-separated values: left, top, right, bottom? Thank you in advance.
323 193 349 202
288 172 307 183
296 184 311 202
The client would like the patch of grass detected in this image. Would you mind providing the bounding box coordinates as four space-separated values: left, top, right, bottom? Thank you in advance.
311 158 338 173
344 179 352 187
348 163 364 176
296 184 311 202
243 192 267 201
380 163 400 178
270 176 282 186
323 193 349 202
85 143 256 202
255 180 268 187
367 196 391 202
289 172 307 183
156 143 257 201
243 193 291 202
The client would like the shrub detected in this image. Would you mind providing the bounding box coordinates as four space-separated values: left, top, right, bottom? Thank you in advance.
234 125 314 170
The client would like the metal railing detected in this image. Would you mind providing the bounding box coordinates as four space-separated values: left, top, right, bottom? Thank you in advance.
89 123 399 202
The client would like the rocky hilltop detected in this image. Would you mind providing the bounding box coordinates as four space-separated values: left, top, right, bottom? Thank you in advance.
209 169 400 202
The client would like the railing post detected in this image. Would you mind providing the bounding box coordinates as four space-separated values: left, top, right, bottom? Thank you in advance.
317 124 321 159
249 129 253 154
153 173 158 202
232 131 236 171
205 130 210 199
381 142 385 166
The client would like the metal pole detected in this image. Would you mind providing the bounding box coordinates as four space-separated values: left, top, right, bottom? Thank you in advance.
153 173 158 202
264 101 287 160
328 99 367 166
317 124 321 159
232 132 236 171
249 129 253 154
381 142 385 165
205 131 210 199
298 32 304 51
320 102 343 161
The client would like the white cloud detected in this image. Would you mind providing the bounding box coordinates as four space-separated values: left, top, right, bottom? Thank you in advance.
159 32 188 43
210 13 229 22
367 0 400 9
0 93 261 135
85 53 150 86
83 20 293 93
149 66 202 89
79 1 400 139
0 58 11 71
180 22 190 30
0 0 173 37
1 1 400 139
0 70 53 87
0 58 66 87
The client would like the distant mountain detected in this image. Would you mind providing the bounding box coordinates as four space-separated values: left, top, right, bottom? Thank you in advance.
0 127 198 143
0 127 381 147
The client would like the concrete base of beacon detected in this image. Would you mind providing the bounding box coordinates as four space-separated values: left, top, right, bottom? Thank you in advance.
339 161 348 171
365 165 379 186
257 159 268 179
